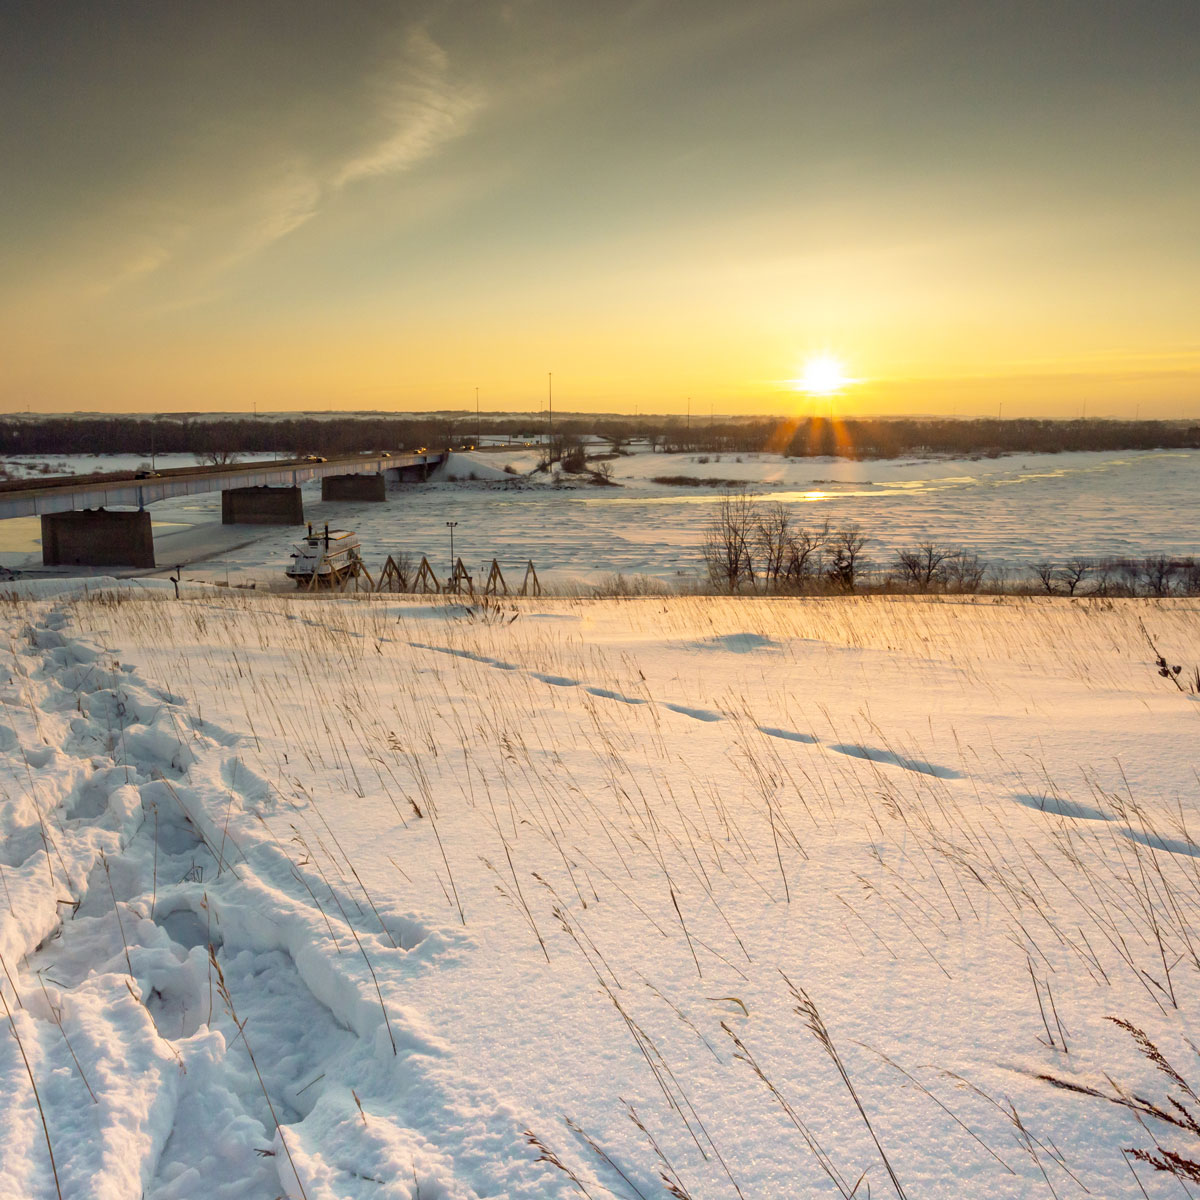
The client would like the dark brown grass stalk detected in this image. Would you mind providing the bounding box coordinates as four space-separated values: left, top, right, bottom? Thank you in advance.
669 888 701 979
783 973 909 1200
500 840 549 961
947 1070 1088 1190
523 1128 595 1198
0 949 22 1004
37 974 97 1104
0 965 63 1200
159 777 242 879
300 868 397 1055
563 1115 652 1200
861 1043 1015 1174
150 803 158 921
1122 1150 1154 1199
99 850 133 975
209 948 308 1199
288 867 343 953
1027 958 1061 1051
723 1020 857 1198
624 1100 692 1200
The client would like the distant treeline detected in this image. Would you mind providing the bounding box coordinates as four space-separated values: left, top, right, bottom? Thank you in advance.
1 414 1198 460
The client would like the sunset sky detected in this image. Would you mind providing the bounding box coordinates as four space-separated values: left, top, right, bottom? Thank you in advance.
3 1 1197 417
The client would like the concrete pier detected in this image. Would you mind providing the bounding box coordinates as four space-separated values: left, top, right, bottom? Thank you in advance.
320 473 386 502
386 462 434 485
221 485 303 525
41 509 155 568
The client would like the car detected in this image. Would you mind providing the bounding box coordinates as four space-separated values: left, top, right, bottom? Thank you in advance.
134 470 161 479
301 455 327 463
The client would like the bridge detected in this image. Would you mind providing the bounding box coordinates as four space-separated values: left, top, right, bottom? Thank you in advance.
0 451 445 568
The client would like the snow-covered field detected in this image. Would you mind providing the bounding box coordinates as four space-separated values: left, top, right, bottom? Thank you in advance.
2 447 1197 588
2 584 1198 1197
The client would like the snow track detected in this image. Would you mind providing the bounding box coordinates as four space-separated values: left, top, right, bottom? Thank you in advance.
0 605 572 1200
5 589 1200 1199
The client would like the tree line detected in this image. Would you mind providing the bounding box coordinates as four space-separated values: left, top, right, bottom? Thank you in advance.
1 414 1196 460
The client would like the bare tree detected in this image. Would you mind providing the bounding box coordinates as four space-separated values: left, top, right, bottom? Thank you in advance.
944 550 986 593
1031 561 1060 594
703 490 757 591
782 521 830 590
1181 558 1200 596
1060 558 1094 596
195 449 240 467
828 525 867 591
1143 556 1179 596
895 542 954 591
1115 558 1146 594
755 502 791 591
1091 558 1118 596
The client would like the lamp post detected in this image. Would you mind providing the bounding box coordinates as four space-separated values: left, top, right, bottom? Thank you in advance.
446 520 458 581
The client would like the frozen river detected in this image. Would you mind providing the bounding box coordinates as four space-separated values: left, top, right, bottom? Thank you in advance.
1 447 1196 585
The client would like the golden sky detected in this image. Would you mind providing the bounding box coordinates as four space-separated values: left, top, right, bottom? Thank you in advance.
3 1 1198 417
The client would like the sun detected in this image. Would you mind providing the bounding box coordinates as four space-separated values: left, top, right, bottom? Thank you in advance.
795 354 850 395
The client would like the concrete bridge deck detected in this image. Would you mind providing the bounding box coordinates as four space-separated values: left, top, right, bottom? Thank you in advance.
0 451 444 519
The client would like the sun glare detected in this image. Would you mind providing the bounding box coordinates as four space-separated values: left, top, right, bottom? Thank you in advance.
796 355 849 395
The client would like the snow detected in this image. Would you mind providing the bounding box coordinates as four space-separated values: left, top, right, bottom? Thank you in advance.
1 445 1199 1196
1 583 1199 1197
0 452 281 480
3 447 1197 592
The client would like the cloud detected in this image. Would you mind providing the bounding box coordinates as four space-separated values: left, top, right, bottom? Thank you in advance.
209 170 322 275
62 20 485 320
333 27 483 189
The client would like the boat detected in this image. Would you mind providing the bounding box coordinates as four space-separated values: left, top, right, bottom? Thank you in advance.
286 524 364 587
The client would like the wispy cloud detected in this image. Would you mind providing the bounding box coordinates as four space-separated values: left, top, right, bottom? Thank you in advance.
208 170 322 276
82 24 481 310
333 27 483 189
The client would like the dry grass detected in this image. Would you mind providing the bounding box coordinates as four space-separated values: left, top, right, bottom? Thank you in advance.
35 586 1200 1197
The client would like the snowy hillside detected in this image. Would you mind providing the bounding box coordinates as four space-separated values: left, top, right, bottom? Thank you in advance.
1 587 1198 1197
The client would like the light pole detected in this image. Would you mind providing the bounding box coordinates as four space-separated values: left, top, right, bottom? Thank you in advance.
475 386 480 449
446 520 458 580
548 371 553 461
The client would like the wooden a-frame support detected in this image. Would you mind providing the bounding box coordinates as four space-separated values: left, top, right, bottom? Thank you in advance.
412 556 441 593
519 560 541 596
448 558 474 596
375 555 409 592
483 559 507 596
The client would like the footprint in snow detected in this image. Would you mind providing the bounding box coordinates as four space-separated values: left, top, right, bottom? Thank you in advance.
1123 827 1200 859
700 633 780 653
829 743 962 779
758 725 818 745
663 702 723 722
584 686 646 705
1011 792 1113 821
530 672 579 687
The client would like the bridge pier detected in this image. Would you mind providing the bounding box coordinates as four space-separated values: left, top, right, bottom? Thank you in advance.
385 462 432 485
320 473 386 502
221 485 303 525
41 509 155 568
